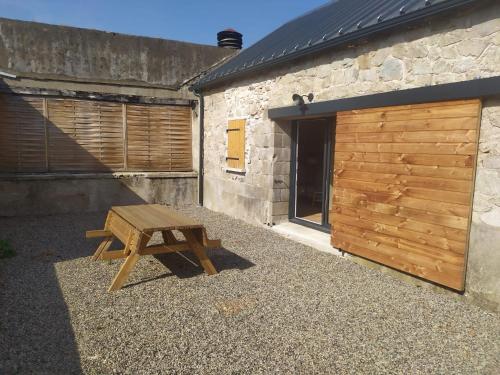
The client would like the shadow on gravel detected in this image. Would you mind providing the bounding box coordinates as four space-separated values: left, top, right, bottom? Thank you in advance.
0 213 107 374
123 247 255 288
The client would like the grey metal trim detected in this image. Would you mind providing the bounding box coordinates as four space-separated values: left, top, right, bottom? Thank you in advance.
268 76 500 120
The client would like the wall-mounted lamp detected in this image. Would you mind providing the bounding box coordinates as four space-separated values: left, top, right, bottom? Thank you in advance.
292 93 314 106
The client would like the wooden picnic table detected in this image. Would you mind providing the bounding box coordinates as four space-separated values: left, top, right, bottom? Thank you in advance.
86 204 220 291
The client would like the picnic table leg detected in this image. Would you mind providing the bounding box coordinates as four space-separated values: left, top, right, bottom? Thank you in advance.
181 229 218 276
162 230 179 245
108 231 149 292
91 211 114 261
92 236 113 261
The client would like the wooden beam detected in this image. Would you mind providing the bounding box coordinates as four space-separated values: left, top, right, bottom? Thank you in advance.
86 230 113 238
99 249 128 260
138 242 191 255
122 103 128 171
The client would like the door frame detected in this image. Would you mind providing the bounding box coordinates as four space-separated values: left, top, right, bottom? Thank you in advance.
288 118 333 233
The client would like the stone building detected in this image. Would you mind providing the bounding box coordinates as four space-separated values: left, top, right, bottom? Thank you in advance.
0 17 235 215
192 0 500 310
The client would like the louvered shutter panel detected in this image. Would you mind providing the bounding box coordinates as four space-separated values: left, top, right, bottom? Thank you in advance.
126 104 192 171
47 98 124 172
226 119 245 169
0 94 46 172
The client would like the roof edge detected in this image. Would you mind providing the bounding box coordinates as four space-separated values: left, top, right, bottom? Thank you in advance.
192 0 478 91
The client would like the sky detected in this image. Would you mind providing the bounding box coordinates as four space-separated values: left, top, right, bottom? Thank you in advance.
0 0 329 48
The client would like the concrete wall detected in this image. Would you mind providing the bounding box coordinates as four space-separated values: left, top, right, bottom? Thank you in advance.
0 173 197 216
0 17 235 90
202 2 500 309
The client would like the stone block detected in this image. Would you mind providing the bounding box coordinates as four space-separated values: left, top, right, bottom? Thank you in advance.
474 169 500 196
274 148 291 162
273 175 289 189
272 201 289 216
357 54 371 69
412 60 432 75
280 189 290 202
457 39 488 57
273 161 290 175
380 57 404 81
480 207 500 227
483 155 500 169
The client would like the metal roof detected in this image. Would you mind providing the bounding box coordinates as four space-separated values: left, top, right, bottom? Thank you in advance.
194 0 477 89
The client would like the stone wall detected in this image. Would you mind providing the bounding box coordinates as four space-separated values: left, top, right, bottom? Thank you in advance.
202 2 500 309
203 1 499 224
467 97 500 310
0 17 234 89
0 172 197 216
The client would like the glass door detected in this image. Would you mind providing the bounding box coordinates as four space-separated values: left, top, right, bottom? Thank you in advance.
290 118 331 231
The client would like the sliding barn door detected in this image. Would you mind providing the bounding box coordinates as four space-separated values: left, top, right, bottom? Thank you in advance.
331 99 481 290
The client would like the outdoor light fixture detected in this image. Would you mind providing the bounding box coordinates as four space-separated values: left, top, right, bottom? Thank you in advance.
292 93 314 106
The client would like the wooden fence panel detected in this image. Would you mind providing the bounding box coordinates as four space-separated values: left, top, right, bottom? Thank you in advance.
331 99 481 290
0 94 193 173
126 104 192 171
47 98 124 172
0 94 46 172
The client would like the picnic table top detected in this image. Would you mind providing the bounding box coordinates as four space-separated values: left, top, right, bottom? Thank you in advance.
111 204 203 232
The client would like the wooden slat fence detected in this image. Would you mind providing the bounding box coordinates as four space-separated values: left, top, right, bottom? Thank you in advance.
0 94 192 173
0 95 46 172
331 99 481 290
127 104 192 171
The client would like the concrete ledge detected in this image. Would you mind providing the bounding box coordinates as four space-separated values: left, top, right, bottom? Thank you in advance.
0 172 198 216
0 171 198 181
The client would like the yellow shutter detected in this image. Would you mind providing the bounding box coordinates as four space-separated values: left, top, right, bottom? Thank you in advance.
227 119 245 169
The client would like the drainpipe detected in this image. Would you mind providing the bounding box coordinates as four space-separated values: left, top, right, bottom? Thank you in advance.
192 89 204 206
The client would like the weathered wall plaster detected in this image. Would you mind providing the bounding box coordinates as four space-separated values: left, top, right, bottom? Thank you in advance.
0 17 234 89
0 173 197 216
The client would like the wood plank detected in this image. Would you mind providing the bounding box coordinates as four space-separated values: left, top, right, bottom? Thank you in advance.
332 99 480 290
337 101 480 124
334 222 464 265
85 230 113 238
332 231 464 290
331 206 467 242
334 160 472 180
334 169 472 193
331 213 465 254
335 142 476 155
335 117 478 133
334 179 471 205
112 204 203 232
334 188 469 218
335 130 476 143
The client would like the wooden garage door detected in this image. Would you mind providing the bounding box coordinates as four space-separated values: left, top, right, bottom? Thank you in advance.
331 99 481 290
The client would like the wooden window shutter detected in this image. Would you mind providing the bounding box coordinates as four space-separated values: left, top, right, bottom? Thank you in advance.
226 119 246 169
0 94 47 172
47 98 124 172
126 104 192 171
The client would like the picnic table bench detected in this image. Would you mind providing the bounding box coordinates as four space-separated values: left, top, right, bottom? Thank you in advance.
86 204 220 291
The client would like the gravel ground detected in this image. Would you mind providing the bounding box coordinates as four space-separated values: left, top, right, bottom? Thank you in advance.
0 206 499 375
